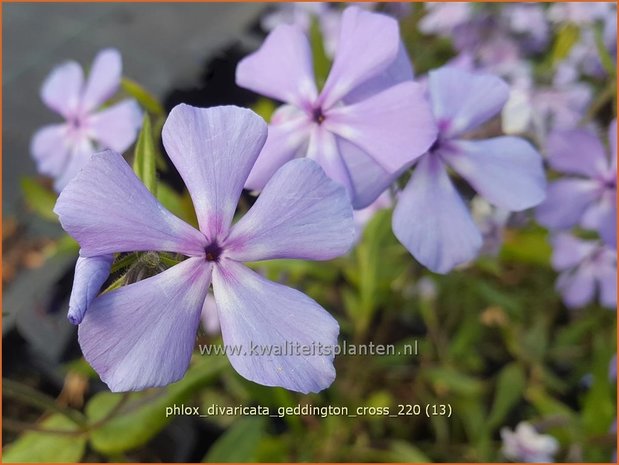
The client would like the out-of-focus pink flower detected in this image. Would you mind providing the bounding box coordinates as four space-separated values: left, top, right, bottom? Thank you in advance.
501 422 559 462
31 49 142 191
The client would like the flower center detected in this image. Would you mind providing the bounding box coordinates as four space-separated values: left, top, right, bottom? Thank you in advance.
204 242 222 262
69 116 83 131
312 107 326 124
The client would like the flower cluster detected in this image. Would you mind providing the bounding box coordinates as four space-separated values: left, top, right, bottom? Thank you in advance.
25 3 615 399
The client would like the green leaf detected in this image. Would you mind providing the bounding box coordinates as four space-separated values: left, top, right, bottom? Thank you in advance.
388 440 431 462
121 77 164 116
157 183 198 227
309 17 331 89
132 113 157 194
594 24 616 78
551 24 581 65
86 355 227 454
252 98 276 122
581 334 615 438
20 177 58 222
500 228 551 267
423 367 484 397
487 362 526 430
204 417 266 462
3 414 87 463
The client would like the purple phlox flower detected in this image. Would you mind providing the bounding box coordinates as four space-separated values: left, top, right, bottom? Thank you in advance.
392 67 546 274
559 26 616 81
550 232 616 309
54 104 355 393
501 422 559 463
502 74 592 139
418 3 472 37
236 6 437 210
547 2 613 26
200 293 220 336
536 120 617 247
31 48 142 192
503 3 549 51
353 190 392 242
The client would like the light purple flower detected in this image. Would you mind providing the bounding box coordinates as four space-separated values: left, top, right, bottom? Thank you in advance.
547 2 612 26
236 6 437 209
54 104 354 393
536 120 617 247
501 422 559 463
31 49 142 191
418 3 472 37
551 233 616 309
392 67 546 273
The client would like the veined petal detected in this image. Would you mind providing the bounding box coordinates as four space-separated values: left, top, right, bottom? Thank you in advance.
53 137 95 192
598 199 617 248
535 179 599 230
344 40 415 104
546 128 609 177
81 48 122 113
236 25 317 107
556 265 596 309
444 137 546 211
429 67 509 137
78 257 212 391
550 233 596 271
226 158 354 262
88 99 142 153
212 260 339 394
337 136 396 209
67 254 114 325
320 6 400 108
307 125 353 195
54 149 206 257
30 124 70 178
245 109 312 191
327 81 437 174
162 104 267 240
393 154 482 274
41 61 84 119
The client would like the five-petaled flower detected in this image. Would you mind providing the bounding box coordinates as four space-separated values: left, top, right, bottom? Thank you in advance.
392 66 546 273
536 119 617 248
550 232 616 309
236 6 437 209
54 104 354 394
31 48 142 191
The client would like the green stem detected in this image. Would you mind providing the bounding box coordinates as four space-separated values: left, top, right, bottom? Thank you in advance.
3 379 87 427
110 253 138 273
2 418 85 436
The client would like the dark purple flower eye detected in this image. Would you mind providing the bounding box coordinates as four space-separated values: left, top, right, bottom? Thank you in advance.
312 106 326 124
204 242 222 262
